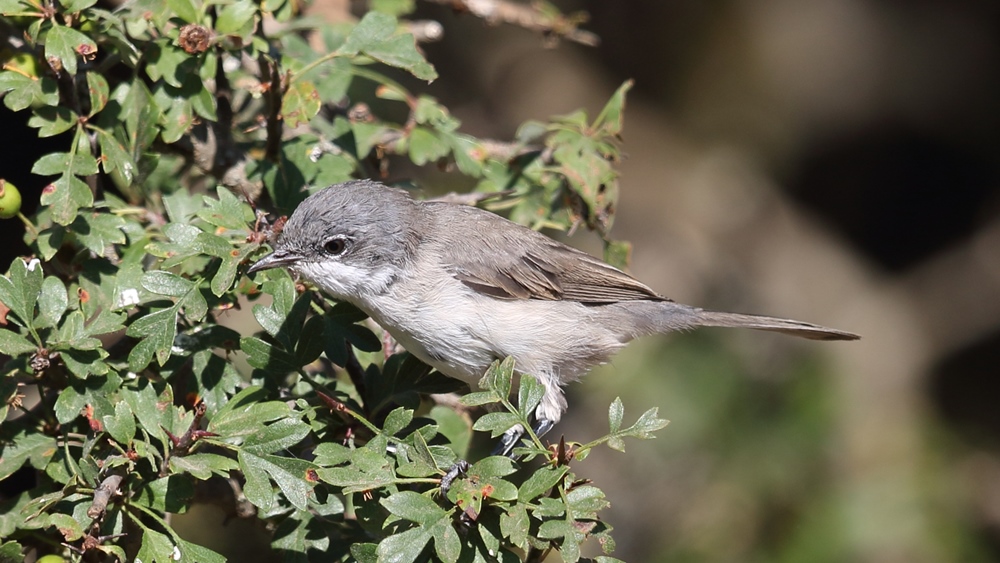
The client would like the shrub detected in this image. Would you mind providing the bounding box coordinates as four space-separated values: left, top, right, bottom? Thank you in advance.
0 1 664 561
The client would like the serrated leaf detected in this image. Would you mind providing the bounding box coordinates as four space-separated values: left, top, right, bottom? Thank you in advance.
215 0 256 34
408 127 449 165
44 25 97 75
608 397 624 433
32 152 99 176
517 374 545 420
0 71 58 111
282 80 321 128
197 186 254 230
242 417 310 455
566 485 608 519
238 450 316 511
41 174 93 225
169 453 239 480
382 407 413 436
97 129 136 184
472 412 520 438
0 257 42 327
0 430 56 481
0 328 35 356
37 275 67 327
376 525 431 563
86 71 109 116
593 79 633 137
518 465 568 503
166 0 198 23
102 400 136 444
141 270 193 297
469 456 517 479
240 336 300 374
135 527 176 563
72 211 127 255
501 504 529 550
380 491 445 526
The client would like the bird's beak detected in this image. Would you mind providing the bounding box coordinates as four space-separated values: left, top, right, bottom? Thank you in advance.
247 249 300 275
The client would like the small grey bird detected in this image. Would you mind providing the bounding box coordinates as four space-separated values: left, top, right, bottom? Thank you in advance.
248 180 858 453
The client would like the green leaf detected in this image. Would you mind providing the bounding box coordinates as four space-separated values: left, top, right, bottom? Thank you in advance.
0 71 58 111
215 0 257 34
136 527 176 563
32 152 99 176
431 516 461 563
208 389 290 440
281 80 321 128
408 127 449 165
0 257 42 327
469 456 517 479
141 270 194 297
608 396 623 434
27 105 77 137
517 374 545 420
166 0 198 23
72 211 127 255
566 485 608 519
86 71 109 116
605 405 669 453
41 174 93 225
240 336 301 374
169 453 239 480
0 430 56 481
501 504 529 550
44 25 97 75
0 541 24 563
102 400 136 444
0 328 35 355
238 450 316 511
126 304 180 370
593 79 633 137
135 474 195 513
37 275 68 327
197 186 254 230
97 129 136 185
376 525 431 563
382 407 413 436
338 12 436 81
380 491 446 526
241 418 310 455
517 465 568 503
472 412 520 438
61 0 97 12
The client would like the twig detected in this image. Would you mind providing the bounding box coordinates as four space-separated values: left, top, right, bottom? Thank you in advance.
87 474 124 519
422 0 599 46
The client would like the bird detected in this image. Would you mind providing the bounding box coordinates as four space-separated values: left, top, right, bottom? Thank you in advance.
247 179 859 454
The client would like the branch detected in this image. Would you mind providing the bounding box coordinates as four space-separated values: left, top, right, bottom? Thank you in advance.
422 0 600 47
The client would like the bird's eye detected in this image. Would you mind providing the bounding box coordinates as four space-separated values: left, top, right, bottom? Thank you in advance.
324 237 348 255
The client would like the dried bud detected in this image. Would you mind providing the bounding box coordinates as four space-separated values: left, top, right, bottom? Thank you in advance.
178 24 212 54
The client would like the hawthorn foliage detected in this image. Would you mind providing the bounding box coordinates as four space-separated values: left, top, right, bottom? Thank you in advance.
0 1 666 561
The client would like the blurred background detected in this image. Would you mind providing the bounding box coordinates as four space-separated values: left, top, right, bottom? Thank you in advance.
4 0 1000 561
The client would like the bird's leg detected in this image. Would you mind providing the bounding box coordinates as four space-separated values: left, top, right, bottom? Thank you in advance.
440 459 470 495
491 424 526 457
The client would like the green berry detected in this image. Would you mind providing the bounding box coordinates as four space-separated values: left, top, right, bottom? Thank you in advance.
0 179 22 219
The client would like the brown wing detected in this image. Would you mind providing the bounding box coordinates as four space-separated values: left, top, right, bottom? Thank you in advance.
430 203 669 304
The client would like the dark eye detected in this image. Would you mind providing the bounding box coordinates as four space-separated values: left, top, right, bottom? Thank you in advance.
324 236 348 255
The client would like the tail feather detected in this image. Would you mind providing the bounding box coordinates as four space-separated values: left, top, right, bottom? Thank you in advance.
693 310 859 341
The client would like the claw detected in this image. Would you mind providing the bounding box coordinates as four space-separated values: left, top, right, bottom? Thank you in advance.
440 460 470 495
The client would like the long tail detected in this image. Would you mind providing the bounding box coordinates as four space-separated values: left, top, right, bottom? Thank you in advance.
692 310 859 341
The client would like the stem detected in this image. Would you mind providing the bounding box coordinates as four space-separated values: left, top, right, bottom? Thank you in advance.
16 212 37 236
